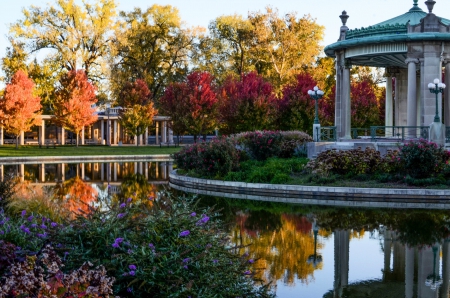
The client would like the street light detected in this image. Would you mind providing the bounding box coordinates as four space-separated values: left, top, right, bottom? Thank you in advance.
428 78 446 123
307 86 325 125
307 219 323 267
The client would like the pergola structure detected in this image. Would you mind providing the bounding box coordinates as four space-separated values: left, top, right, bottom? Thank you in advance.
324 0 450 144
0 108 174 146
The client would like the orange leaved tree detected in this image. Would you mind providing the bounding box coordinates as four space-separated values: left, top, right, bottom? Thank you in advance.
53 70 98 147
0 70 42 149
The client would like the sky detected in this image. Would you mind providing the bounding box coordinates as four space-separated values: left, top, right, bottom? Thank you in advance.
2 0 450 57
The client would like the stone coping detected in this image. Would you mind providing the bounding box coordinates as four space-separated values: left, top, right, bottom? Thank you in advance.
169 170 450 209
0 155 173 164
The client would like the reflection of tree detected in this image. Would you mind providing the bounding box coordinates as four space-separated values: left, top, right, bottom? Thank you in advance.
231 211 322 286
119 173 157 204
53 176 97 216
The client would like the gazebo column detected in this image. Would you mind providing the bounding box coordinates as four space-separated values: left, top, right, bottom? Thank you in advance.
445 60 450 127
113 120 118 145
19 131 24 145
335 51 343 138
145 127 149 145
162 121 167 143
81 127 85 145
341 59 351 140
155 122 160 145
406 58 418 137
61 127 65 145
385 74 393 137
0 126 3 145
39 120 45 146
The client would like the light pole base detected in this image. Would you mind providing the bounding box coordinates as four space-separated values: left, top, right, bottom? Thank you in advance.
313 124 321 142
429 122 445 146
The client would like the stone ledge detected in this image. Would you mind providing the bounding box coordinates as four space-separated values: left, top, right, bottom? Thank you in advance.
169 170 450 209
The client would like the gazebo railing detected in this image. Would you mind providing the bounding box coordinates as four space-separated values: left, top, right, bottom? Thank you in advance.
315 126 337 142
351 128 371 139
370 126 429 142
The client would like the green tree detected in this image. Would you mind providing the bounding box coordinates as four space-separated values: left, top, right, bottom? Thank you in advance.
119 104 157 146
111 5 198 100
194 15 254 82
249 7 324 90
10 0 118 85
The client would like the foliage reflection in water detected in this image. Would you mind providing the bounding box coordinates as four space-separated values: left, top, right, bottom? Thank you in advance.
197 197 450 298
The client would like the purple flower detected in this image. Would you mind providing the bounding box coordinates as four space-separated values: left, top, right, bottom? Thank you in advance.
190 212 196 217
115 238 124 243
129 264 137 270
149 243 155 249
248 259 254 263
129 270 136 276
40 224 47 230
51 222 58 228
148 196 154 201
212 259 218 264
21 210 26 217
20 225 30 234
37 233 47 238
183 265 188 269
112 242 120 248
117 213 126 219
119 203 126 208
30 224 37 228
127 197 132 203
27 215 34 221
182 258 190 263
244 270 252 275
179 230 190 237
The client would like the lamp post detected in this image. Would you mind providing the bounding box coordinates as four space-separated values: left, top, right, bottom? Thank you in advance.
428 78 446 123
308 86 324 142
307 219 323 267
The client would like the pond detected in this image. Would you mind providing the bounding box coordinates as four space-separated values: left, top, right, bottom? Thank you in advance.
3 160 449 298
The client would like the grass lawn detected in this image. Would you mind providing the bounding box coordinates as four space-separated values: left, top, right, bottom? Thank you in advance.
0 144 182 157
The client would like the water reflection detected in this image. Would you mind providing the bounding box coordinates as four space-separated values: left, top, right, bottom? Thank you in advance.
201 198 450 297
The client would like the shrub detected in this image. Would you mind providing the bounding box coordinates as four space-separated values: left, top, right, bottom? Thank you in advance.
305 147 384 177
0 191 273 297
173 137 241 178
233 131 284 161
278 131 313 158
398 139 449 178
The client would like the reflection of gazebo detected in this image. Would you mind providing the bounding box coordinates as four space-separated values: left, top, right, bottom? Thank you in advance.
324 0 450 144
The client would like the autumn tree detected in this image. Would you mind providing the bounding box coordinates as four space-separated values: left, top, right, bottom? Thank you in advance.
248 7 324 90
111 5 198 100
194 15 254 82
0 70 42 149
159 82 190 143
277 73 317 133
53 70 98 147
10 0 118 91
218 72 276 134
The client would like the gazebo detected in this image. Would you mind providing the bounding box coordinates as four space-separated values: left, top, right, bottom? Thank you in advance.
324 0 450 145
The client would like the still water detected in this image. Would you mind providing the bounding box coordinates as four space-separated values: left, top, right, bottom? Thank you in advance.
3 161 450 298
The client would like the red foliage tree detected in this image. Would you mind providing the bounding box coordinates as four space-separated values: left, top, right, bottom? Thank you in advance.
159 82 190 143
161 71 218 142
218 72 276 134
53 70 98 146
117 79 152 107
0 70 42 149
277 73 317 133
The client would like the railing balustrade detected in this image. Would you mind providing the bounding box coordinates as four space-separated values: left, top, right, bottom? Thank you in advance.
314 126 337 142
370 126 429 142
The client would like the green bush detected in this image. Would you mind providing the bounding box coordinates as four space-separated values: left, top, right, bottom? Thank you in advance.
398 139 449 178
0 191 273 297
278 131 313 158
173 137 241 178
305 147 384 177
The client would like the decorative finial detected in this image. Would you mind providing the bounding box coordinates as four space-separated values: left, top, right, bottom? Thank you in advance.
425 0 436 13
339 11 349 26
413 0 418 6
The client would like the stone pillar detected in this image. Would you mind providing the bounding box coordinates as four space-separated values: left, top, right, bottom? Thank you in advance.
145 127 149 145
168 125 174 143
0 165 3 181
405 245 414 298
113 162 117 181
19 131 24 145
39 163 45 182
100 163 104 181
445 61 450 127
134 162 138 174
59 127 64 145
100 120 105 145
162 121 167 143
81 163 85 180
406 58 418 137
61 163 65 182
107 119 111 146
39 120 45 146
138 134 142 146
155 122 160 145
385 75 393 137
334 230 350 297
81 127 85 145
113 120 118 145
144 162 148 179
0 126 3 145
335 51 343 138
383 230 392 281
155 162 159 179
341 60 351 139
